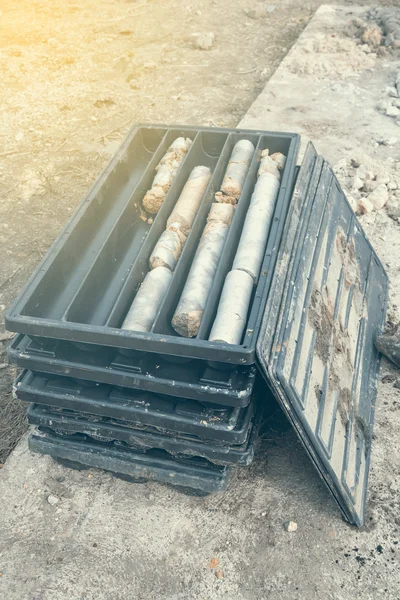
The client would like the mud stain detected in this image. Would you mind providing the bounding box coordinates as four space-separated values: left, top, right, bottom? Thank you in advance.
308 228 365 429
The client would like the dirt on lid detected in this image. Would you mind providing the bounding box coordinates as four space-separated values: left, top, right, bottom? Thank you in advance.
308 228 365 428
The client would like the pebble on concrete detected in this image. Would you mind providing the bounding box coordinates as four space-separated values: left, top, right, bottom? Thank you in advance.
352 175 364 190
47 494 60 506
284 521 298 532
358 197 375 214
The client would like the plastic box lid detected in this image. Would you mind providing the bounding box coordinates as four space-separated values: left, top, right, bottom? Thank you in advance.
256 143 388 526
6 127 388 525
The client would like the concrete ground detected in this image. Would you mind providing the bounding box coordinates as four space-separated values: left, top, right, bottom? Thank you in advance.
1 6 400 600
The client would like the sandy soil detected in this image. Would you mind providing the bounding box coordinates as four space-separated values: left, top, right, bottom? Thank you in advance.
0 6 399 599
0 0 399 460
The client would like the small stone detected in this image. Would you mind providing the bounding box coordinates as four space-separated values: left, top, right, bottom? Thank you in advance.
386 105 400 118
247 6 267 19
352 175 364 190
386 86 398 98
363 176 378 193
209 557 219 569
360 26 383 48
261 511 267 517
0 363 7 370
388 181 398 191
358 197 374 214
377 100 391 113
47 494 59 506
356 166 369 181
393 40 400 50
368 184 389 211
148 493 155 501
266 5 276 13
384 137 398 146
194 32 215 51
284 521 298 532
360 44 371 54
386 198 400 220
392 99 400 108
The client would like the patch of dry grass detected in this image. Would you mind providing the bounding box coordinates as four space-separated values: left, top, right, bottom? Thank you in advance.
0 366 28 464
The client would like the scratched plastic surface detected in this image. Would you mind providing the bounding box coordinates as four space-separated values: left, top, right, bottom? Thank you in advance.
6 124 300 365
9 335 257 406
27 403 261 466
15 370 255 444
29 430 230 493
256 144 388 527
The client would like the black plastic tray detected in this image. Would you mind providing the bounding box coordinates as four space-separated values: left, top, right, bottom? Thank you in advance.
9 335 256 406
8 130 388 525
27 403 260 466
29 430 230 493
15 370 254 445
6 124 300 365
256 144 389 526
